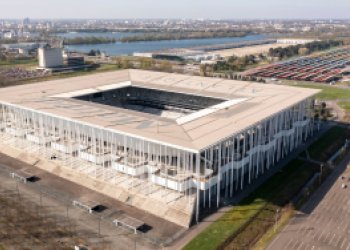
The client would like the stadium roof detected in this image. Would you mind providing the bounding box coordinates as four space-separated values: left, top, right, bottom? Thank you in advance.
0 69 320 152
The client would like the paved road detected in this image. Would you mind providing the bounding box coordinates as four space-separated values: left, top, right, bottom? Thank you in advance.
268 152 350 250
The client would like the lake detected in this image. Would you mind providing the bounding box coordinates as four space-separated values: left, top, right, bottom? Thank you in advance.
58 32 268 56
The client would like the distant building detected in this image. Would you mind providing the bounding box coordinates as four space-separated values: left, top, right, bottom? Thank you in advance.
152 49 222 62
2 42 44 52
66 56 85 66
200 60 219 65
185 53 221 62
38 47 63 68
22 18 30 26
18 48 29 55
133 52 153 58
63 51 86 66
3 31 16 39
18 31 31 38
277 39 317 45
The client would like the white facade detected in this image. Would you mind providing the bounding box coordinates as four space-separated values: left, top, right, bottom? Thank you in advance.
38 47 63 68
4 31 16 39
133 52 153 58
185 53 221 62
0 98 315 222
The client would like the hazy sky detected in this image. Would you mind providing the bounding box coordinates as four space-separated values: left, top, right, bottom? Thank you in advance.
0 0 349 19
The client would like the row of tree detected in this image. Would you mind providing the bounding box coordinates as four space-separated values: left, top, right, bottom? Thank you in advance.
201 54 260 74
63 36 117 45
113 57 175 72
200 40 344 76
268 40 343 59
120 31 247 43
199 67 266 82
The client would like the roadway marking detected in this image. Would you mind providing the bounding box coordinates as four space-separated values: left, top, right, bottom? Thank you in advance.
340 238 347 249
267 151 350 250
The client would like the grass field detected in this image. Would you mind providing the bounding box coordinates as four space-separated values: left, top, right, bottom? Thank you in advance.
224 160 318 250
183 160 317 250
283 80 350 100
8 63 123 85
184 126 350 250
252 206 295 250
338 101 350 112
307 126 350 161
0 59 124 89
0 58 38 66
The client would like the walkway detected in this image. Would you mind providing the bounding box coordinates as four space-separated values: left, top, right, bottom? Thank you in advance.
268 151 350 250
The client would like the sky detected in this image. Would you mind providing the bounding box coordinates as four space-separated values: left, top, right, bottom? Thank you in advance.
0 0 349 19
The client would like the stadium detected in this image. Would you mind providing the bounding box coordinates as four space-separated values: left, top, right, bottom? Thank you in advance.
0 69 319 227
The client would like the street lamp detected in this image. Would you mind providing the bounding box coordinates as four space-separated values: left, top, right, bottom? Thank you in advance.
274 208 280 232
319 163 324 184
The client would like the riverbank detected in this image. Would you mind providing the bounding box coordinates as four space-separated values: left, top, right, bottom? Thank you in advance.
60 31 248 45
119 31 247 43
63 34 267 56
63 36 116 45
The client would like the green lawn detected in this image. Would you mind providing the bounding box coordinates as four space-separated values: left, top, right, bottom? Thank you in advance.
282 80 350 100
183 159 316 250
225 161 317 250
338 101 350 112
184 126 350 250
0 58 38 66
307 126 350 162
12 63 123 85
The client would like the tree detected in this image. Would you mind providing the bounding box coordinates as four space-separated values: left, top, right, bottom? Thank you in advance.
0 75 7 86
298 47 309 56
139 57 152 69
114 57 123 68
121 58 132 69
200 64 207 76
87 49 101 56
158 61 173 72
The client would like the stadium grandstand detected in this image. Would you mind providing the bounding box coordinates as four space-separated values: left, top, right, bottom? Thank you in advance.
0 70 319 227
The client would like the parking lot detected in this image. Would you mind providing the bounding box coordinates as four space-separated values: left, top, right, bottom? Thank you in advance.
245 46 350 83
268 152 350 250
0 152 183 249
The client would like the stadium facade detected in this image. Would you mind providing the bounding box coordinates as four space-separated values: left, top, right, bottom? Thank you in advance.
0 70 319 227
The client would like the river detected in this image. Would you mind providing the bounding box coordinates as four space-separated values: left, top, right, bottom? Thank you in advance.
58 32 268 56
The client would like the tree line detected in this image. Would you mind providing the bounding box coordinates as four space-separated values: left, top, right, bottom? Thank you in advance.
120 31 247 43
112 57 175 72
268 40 343 59
201 54 262 74
61 31 248 45
85 53 177 73
201 40 344 76
63 37 117 45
